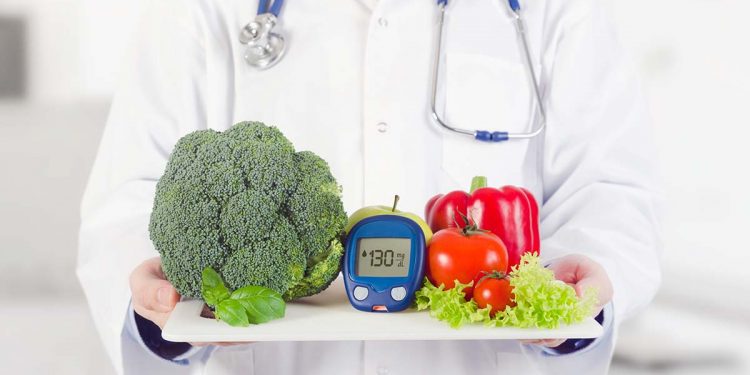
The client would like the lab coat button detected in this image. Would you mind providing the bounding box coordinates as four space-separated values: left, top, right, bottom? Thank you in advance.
376 122 388 133
378 17 388 27
377 366 390 375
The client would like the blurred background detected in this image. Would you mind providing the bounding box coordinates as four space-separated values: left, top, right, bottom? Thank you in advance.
0 0 748 374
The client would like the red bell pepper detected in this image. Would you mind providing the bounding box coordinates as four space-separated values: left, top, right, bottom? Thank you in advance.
425 176 540 272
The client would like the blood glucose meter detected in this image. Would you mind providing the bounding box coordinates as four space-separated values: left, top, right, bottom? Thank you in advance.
343 215 426 312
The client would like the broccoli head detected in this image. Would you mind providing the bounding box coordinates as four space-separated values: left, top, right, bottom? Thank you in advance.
149 121 347 301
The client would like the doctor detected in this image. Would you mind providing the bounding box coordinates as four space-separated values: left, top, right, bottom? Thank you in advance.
78 0 661 373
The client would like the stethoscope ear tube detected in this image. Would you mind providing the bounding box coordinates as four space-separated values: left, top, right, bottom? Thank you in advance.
430 0 547 143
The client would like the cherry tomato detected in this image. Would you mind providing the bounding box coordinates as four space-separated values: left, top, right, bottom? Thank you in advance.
474 275 515 317
426 227 508 298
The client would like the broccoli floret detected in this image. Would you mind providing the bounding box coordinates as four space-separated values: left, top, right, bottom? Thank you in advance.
288 151 348 261
283 239 344 301
149 122 347 300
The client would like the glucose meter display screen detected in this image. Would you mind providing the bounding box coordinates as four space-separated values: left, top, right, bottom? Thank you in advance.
356 238 411 277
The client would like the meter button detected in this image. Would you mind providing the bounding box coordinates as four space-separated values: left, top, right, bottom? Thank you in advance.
390 286 407 301
353 286 369 301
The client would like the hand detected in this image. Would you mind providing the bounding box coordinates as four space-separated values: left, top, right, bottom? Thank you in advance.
522 254 613 348
130 257 181 330
129 257 244 347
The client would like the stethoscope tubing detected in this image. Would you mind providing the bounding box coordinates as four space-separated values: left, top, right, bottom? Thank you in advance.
430 0 547 143
258 0 284 17
244 0 547 144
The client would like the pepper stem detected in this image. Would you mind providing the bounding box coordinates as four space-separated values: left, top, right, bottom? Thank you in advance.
391 195 400 212
470 176 488 193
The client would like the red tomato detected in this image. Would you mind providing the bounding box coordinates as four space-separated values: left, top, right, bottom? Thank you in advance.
474 275 515 317
426 227 508 298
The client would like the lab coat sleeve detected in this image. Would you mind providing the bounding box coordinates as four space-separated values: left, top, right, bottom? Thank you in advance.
125 301 204 363
532 0 662 368
540 0 662 325
76 0 209 373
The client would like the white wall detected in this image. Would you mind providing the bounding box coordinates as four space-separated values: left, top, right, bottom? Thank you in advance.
0 0 145 101
612 0 750 312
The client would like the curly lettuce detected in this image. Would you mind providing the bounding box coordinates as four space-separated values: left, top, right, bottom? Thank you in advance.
415 253 598 329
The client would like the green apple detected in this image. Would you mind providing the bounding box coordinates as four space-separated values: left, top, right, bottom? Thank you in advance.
345 195 433 244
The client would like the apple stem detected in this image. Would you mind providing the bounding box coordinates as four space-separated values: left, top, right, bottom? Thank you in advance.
392 195 400 212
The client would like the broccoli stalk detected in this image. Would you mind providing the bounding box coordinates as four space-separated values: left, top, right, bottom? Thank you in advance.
149 122 347 301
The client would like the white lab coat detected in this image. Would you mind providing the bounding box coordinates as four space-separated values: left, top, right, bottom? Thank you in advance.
77 0 661 374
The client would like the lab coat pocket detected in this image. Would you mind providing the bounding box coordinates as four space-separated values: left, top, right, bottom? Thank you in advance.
441 53 534 188
203 345 255 375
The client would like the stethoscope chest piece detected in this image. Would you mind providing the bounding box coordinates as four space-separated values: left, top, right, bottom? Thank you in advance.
240 13 286 70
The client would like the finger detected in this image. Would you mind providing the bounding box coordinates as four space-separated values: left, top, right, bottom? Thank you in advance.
547 255 613 317
136 257 169 279
520 339 544 345
131 270 179 313
130 258 181 313
190 342 252 347
574 268 613 312
546 255 589 285
539 339 565 347
520 339 566 348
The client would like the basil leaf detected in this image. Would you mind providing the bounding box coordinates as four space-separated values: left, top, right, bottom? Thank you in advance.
230 285 286 324
215 299 249 327
201 266 229 308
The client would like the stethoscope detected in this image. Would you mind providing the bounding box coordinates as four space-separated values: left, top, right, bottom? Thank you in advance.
239 0 286 69
239 0 546 143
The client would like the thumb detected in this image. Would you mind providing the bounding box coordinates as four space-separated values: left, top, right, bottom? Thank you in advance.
574 271 613 314
154 284 180 312
130 258 181 313
573 277 596 299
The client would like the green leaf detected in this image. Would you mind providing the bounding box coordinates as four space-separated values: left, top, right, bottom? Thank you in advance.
415 253 598 329
494 253 598 329
230 285 286 324
414 279 478 329
215 299 250 327
201 267 230 308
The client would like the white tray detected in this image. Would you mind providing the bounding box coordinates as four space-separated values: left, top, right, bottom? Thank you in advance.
162 279 603 342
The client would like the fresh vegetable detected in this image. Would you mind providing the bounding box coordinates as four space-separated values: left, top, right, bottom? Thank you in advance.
202 267 285 327
425 176 540 272
149 121 348 301
473 272 515 317
425 219 508 298
345 195 433 243
414 280 479 328
415 253 597 329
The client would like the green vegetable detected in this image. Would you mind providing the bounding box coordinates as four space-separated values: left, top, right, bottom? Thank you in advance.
415 280 485 328
202 266 286 327
230 286 286 324
201 267 230 308
415 253 597 329
149 121 347 301
216 299 250 327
